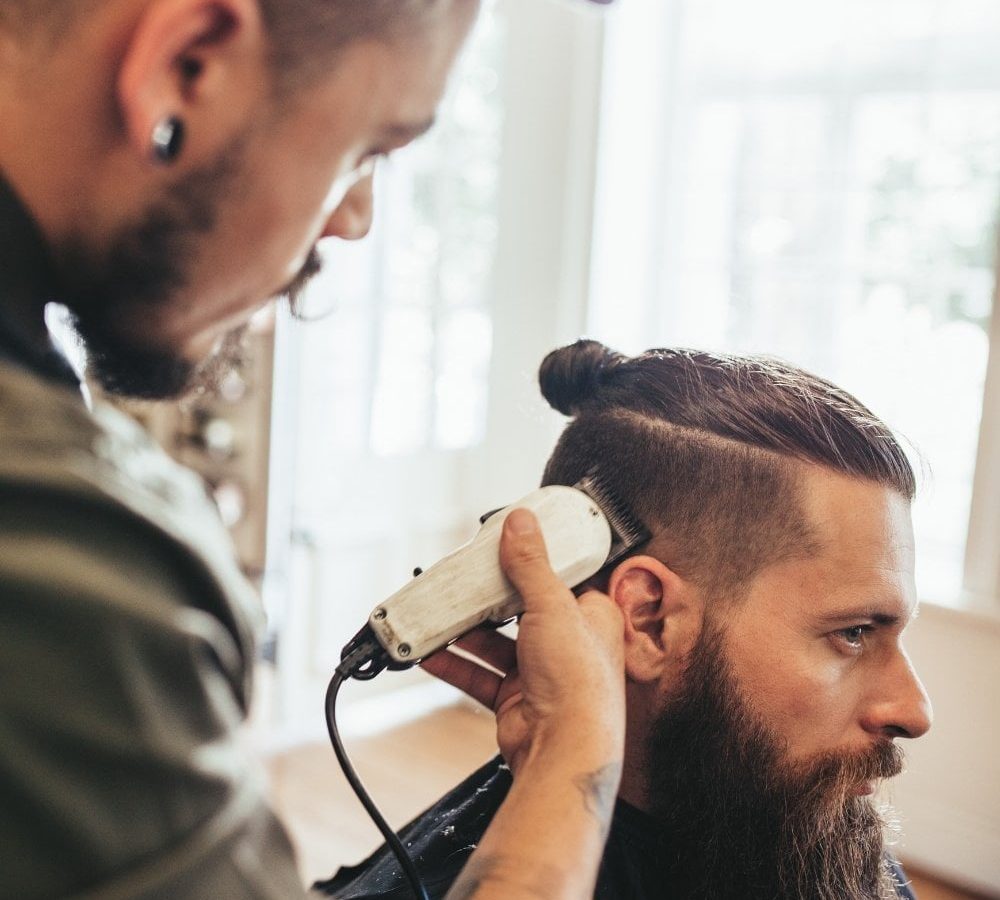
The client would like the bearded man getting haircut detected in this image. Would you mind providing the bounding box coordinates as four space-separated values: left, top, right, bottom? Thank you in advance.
0 2 626 898
322 339 932 900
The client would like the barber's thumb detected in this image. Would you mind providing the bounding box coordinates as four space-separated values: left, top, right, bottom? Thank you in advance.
500 509 560 604
506 507 541 532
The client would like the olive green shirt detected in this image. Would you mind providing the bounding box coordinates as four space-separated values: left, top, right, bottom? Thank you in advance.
0 361 311 899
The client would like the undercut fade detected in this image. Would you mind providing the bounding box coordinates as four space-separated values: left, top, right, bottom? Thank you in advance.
539 341 915 601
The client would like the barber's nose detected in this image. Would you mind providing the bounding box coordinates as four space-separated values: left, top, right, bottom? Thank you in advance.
862 649 933 740
321 175 375 241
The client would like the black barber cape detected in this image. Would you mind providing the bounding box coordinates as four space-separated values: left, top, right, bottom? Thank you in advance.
315 755 918 900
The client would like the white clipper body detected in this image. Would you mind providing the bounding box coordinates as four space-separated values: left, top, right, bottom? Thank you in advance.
369 486 613 664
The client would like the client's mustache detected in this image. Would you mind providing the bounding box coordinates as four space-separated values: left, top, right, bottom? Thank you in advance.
796 740 905 808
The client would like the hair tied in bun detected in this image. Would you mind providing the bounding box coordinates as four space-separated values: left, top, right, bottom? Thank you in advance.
538 339 625 416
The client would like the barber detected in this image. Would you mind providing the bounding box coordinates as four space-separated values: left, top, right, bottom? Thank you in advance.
0 0 624 898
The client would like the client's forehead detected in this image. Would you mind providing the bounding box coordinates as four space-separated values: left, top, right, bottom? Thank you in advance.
762 465 917 625
799 466 913 566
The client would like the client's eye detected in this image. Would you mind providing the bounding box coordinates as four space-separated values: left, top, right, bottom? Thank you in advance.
831 625 873 653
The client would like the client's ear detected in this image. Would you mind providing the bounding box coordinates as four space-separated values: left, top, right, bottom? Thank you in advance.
607 556 700 684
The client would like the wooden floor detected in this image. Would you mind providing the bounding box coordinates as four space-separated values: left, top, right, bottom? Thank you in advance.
264 701 988 898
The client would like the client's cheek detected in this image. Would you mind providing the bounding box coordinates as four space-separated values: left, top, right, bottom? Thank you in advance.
791 651 857 717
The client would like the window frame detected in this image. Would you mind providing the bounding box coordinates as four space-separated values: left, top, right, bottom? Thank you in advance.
963 244 1000 610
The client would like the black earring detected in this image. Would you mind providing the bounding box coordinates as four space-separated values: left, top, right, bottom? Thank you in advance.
151 116 185 164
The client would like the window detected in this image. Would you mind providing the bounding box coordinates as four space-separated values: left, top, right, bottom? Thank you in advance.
591 0 1000 601
290 7 505 466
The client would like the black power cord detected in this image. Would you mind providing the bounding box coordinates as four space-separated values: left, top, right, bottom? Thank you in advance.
325 628 430 900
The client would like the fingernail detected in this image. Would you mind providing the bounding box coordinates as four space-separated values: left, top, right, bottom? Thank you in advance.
506 508 538 536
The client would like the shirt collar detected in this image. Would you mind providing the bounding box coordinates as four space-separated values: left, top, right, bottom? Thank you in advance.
0 175 81 389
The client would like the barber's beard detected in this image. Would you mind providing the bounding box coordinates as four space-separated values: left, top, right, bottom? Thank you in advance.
53 145 323 401
647 626 905 900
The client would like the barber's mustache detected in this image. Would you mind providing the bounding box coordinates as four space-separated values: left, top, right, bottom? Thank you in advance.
281 247 324 310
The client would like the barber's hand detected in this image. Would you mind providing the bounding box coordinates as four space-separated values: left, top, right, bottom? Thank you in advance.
421 508 626 775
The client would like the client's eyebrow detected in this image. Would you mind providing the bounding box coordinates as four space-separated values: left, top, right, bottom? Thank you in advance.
813 605 913 628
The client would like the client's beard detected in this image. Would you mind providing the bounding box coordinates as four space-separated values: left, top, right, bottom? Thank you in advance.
647 625 905 900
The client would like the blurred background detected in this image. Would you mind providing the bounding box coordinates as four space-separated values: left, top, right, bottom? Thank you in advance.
131 0 1000 895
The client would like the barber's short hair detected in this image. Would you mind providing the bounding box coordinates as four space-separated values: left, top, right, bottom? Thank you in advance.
539 341 915 600
259 0 462 93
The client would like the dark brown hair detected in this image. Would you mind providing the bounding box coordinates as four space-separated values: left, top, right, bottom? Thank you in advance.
256 0 463 94
539 340 915 599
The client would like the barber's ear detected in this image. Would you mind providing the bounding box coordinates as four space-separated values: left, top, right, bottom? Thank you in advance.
117 0 265 165
607 556 700 684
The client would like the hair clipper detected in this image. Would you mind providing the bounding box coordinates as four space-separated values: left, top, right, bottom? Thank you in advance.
341 474 649 675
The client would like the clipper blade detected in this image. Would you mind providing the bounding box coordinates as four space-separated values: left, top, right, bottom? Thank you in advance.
574 470 650 567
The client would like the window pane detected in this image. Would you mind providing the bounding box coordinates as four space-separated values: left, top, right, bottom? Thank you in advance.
289 3 505 493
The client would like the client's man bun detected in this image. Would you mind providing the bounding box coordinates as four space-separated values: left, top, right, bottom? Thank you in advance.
538 339 625 416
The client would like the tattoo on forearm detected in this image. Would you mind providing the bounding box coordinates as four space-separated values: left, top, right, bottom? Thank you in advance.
574 761 621 832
